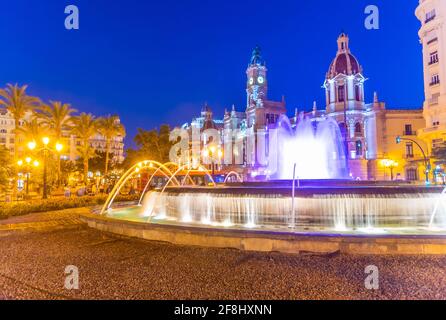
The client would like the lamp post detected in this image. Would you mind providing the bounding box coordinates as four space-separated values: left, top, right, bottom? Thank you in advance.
396 136 430 184
17 157 40 196
27 137 63 199
380 159 398 181
203 145 223 178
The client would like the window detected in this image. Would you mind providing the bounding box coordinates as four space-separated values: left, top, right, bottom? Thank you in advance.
430 51 439 65
406 168 418 181
405 124 413 135
426 9 436 23
356 140 363 157
355 85 361 101
266 114 278 125
0 129 6 134
431 74 440 86
406 143 414 158
338 85 345 102
427 37 438 45
355 122 362 135
338 123 346 137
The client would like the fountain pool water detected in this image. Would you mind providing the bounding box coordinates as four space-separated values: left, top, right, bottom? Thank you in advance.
105 184 446 235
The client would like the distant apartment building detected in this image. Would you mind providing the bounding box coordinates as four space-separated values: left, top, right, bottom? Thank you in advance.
0 109 125 166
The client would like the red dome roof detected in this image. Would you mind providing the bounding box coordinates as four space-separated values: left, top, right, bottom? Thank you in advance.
327 34 362 79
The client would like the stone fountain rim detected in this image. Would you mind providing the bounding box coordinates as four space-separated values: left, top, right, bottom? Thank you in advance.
80 210 446 255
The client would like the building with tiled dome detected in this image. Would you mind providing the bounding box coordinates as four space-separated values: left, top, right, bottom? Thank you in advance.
184 0 446 182
185 31 426 181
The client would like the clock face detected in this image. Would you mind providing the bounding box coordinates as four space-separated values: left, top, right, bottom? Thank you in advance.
249 77 254 85
257 76 264 84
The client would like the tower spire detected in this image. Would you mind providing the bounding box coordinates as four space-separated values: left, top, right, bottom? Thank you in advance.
337 32 350 53
250 45 264 66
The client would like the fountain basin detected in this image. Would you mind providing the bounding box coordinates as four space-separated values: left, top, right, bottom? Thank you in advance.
86 183 446 254
81 211 446 255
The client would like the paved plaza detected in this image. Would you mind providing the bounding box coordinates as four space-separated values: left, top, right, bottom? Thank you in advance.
0 209 445 300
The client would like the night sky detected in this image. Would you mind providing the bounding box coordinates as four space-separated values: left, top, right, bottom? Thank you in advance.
0 0 423 147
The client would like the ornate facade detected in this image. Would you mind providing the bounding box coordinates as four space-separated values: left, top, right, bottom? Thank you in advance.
187 31 428 182
185 0 446 183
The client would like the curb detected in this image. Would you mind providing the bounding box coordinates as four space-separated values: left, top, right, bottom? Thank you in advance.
80 212 446 255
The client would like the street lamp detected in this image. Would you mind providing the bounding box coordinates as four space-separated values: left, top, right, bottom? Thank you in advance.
380 159 398 181
27 137 64 199
203 145 223 177
17 156 39 196
396 136 430 184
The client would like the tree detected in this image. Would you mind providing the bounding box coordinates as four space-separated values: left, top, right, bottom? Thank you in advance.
97 115 126 175
17 118 49 144
71 113 98 184
126 125 173 167
0 84 41 159
37 101 77 185
37 101 77 140
0 146 13 193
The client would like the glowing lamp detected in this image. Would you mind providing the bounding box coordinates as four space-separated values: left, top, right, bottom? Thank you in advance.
28 141 36 150
17 160 23 166
55 143 63 152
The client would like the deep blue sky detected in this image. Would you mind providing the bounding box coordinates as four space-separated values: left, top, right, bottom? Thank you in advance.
0 0 423 147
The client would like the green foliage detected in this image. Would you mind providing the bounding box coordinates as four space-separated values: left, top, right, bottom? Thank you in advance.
0 194 139 219
0 146 13 192
124 125 173 167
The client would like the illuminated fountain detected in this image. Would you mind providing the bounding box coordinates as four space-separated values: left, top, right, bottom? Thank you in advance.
274 114 347 180
101 161 446 235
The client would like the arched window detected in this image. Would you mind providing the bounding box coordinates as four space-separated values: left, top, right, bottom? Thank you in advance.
355 122 362 135
0 129 7 134
355 85 361 101
406 168 418 181
338 85 345 102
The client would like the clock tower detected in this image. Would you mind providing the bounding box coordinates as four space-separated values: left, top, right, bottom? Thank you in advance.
246 47 268 124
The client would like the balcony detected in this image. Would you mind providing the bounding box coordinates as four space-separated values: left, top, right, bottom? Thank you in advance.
429 59 439 66
430 81 440 86
403 130 417 136
425 15 436 24
427 38 438 45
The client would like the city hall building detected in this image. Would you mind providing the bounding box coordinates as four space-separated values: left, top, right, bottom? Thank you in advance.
184 0 446 183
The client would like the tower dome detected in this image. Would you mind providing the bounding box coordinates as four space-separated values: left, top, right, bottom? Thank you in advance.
327 33 362 79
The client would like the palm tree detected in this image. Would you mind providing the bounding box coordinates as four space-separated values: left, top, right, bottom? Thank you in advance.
38 101 77 140
97 115 126 175
17 118 49 143
71 113 98 184
0 84 41 159
37 101 77 185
